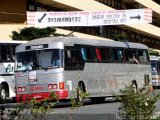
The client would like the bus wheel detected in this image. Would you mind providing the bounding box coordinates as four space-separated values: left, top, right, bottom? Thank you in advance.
76 83 85 103
0 85 7 103
131 81 138 93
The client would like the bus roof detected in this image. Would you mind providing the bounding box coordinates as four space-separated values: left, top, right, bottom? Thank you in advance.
150 55 160 61
15 37 148 53
0 40 28 44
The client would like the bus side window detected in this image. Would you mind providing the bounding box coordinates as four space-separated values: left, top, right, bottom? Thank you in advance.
95 47 111 62
137 50 149 64
81 46 96 62
9 45 15 61
117 49 123 61
104 48 111 61
0 45 11 62
158 62 160 72
125 49 139 64
81 48 87 60
112 48 123 62
96 48 102 62
65 47 84 70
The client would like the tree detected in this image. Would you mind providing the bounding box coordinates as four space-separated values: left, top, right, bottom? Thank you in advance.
10 27 66 41
112 33 128 42
149 49 160 56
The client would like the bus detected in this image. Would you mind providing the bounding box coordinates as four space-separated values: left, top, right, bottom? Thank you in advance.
14 37 151 103
0 40 27 103
150 55 160 87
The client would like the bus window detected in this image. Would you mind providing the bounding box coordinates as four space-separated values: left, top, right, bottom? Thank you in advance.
16 49 63 71
0 45 10 61
16 51 37 71
39 49 63 69
51 50 63 67
111 48 124 62
157 62 160 72
39 50 52 68
65 47 84 70
81 46 96 61
95 47 111 62
96 48 102 61
137 50 149 64
125 49 139 64
81 48 87 60
0 44 16 62
151 60 157 71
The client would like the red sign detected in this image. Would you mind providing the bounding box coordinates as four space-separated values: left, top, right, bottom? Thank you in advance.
30 86 44 90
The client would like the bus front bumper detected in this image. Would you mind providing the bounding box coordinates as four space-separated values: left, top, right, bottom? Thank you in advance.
16 90 68 103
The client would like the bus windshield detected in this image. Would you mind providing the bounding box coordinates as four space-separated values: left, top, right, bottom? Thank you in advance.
151 60 157 72
15 49 63 71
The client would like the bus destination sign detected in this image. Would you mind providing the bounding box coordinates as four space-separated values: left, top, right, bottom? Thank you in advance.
26 44 48 50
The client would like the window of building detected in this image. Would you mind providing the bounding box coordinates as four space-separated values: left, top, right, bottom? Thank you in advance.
27 0 64 11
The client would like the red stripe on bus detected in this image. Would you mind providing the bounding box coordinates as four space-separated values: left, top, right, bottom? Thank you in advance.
16 90 68 102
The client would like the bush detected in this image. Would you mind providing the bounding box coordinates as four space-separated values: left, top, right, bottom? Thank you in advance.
115 85 160 120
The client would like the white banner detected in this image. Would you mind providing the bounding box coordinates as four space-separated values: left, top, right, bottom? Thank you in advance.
27 9 152 26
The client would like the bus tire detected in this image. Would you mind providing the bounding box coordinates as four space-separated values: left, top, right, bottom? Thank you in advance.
131 81 138 93
76 82 85 103
0 84 7 103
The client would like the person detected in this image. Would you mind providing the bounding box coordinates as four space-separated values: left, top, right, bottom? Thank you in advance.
52 54 61 67
19 60 32 71
7 55 10 61
132 54 139 64
128 54 139 64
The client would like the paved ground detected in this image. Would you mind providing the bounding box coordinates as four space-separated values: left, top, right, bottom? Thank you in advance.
1 88 160 120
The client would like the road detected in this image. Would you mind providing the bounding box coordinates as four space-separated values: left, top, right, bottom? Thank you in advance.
1 89 160 120
5 98 160 120
5 98 121 120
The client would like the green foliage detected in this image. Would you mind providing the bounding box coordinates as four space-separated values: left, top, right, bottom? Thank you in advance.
14 92 59 120
30 91 59 114
70 87 89 109
115 85 160 120
12 89 89 120
149 49 160 56
10 27 67 40
112 34 128 42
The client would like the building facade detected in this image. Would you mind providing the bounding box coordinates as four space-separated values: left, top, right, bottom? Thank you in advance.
0 0 160 50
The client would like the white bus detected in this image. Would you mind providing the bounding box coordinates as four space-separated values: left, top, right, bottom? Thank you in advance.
14 37 151 103
150 56 160 87
0 40 27 103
